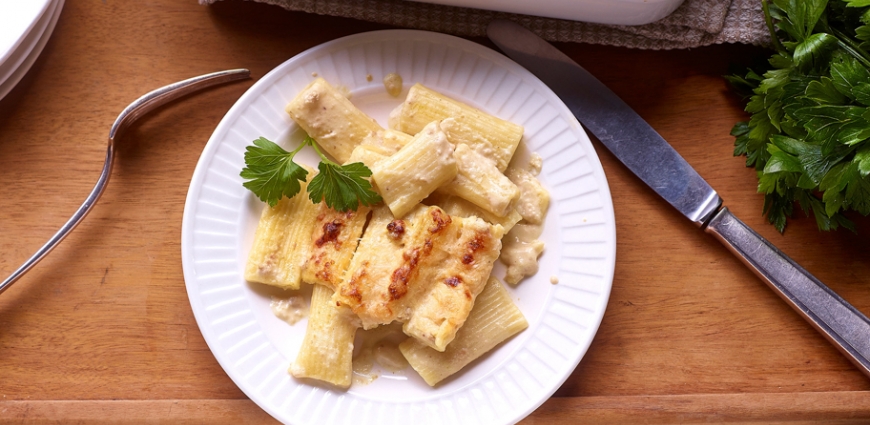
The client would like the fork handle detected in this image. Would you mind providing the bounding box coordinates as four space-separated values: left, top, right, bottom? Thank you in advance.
0 69 250 295
705 207 870 377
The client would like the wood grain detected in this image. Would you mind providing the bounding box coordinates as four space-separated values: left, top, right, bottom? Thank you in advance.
1 0 869 423
3 392 870 424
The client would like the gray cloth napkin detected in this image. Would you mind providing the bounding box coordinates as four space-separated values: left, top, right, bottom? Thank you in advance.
202 0 769 50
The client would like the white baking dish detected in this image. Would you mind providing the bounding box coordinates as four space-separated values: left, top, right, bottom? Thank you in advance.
406 0 687 25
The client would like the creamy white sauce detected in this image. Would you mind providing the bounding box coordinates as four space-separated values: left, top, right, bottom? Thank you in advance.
528 153 543 175
506 164 549 225
374 343 409 372
383 73 403 97
351 323 410 385
501 223 545 285
500 146 550 284
256 253 278 280
270 295 308 325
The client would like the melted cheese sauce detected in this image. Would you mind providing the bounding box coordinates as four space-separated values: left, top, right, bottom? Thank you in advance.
501 224 545 285
351 323 410 385
383 73 403 97
506 153 548 225
270 296 308 325
501 151 549 284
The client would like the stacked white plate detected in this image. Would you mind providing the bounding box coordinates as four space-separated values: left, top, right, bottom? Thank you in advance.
0 0 64 103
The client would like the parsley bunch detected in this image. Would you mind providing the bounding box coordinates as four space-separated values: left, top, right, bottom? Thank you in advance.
729 0 870 232
240 136 381 212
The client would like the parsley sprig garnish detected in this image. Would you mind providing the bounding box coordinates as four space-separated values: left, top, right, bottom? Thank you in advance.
728 0 870 232
240 136 381 212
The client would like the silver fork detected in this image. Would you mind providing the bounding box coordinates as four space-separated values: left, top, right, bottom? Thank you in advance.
0 68 251 294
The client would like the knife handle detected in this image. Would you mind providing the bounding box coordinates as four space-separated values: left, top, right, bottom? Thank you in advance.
705 207 870 377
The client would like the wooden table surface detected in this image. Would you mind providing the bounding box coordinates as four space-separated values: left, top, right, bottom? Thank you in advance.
2 1 870 423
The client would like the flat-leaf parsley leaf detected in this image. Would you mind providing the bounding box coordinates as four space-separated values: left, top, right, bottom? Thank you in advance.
729 0 870 232
240 137 309 208
306 140 382 211
240 136 381 212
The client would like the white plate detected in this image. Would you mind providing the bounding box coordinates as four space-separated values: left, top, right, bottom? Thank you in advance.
0 0 62 102
0 0 53 69
182 30 616 425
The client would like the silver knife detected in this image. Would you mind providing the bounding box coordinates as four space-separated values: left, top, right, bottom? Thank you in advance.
487 19 870 377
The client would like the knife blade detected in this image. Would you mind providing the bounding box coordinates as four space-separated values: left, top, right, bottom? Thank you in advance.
487 19 870 378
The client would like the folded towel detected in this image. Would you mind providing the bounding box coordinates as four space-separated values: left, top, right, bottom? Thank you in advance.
202 0 769 50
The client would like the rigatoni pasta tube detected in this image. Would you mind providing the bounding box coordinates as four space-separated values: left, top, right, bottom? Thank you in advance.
360 128 412 154
436 143 520 217
285 78 382 163
371 121 457 218
389 83 523 171
399 276 528 386
401 211 505 352
333 205 419 329
300 203 370 289
244 167 319 290
427 192 522 233
290 284 358 388
346 145 390 170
